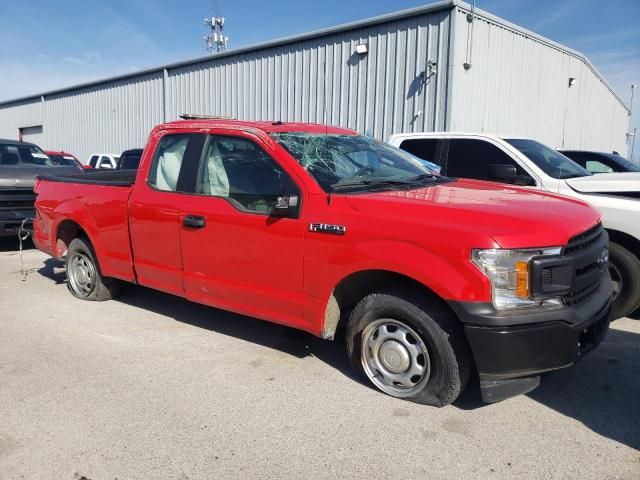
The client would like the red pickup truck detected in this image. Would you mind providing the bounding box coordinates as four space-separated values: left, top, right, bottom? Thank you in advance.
33 119 612 406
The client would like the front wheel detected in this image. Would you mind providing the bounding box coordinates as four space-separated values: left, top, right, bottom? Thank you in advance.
66 237 120 301
346 288 471 407
609 241 640 320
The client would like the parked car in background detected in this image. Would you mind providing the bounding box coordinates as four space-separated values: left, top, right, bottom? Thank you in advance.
45 150 83 168
116 148 143 170
0 139 81 237
389 132 640 320
559 150 640 174
33 119 612 406
86 153 120 169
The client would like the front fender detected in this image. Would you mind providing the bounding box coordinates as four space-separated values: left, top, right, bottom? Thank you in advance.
322 239 490 302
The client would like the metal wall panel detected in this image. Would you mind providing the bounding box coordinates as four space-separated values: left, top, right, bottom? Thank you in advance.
0 1 630 160
165 10 452 141
0 98 43 140
448 6 630 154
0 73 164 162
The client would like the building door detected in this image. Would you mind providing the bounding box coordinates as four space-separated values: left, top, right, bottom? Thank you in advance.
19 125 44 146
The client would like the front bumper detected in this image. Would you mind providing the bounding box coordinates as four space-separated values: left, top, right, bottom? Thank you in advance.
448 277 612 402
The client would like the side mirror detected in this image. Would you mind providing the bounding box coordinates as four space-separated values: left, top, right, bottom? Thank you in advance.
270 194 299 218
487 164 517 181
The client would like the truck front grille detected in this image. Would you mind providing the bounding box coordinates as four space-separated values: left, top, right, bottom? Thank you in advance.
561 223 607 307
0 188 36 211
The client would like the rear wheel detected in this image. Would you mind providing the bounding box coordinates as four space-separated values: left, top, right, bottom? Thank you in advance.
346 287 471 407
66 237 120 301
609 241 640 320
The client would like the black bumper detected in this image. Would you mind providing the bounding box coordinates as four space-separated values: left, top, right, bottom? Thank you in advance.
0 209 35 237
448 278 612 403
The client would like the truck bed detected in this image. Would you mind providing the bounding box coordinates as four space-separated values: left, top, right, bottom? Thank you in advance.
33 174 135 282
38 169 136 186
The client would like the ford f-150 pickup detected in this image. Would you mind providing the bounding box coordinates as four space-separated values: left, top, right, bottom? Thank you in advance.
33 120 612 406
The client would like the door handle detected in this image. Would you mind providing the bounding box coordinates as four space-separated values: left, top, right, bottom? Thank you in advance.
183 215 206 228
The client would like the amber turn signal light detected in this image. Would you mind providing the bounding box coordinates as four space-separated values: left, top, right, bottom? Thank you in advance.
515 261 530 298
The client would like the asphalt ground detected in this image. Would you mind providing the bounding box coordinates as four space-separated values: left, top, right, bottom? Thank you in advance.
1 239 639 480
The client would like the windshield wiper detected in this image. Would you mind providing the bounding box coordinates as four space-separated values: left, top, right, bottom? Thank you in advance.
330 178 419 191
407 173 454 183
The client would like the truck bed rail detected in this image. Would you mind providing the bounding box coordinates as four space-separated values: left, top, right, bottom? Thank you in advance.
38 169 136 187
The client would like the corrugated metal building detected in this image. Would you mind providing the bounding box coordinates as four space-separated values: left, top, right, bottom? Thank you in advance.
0 0 630 162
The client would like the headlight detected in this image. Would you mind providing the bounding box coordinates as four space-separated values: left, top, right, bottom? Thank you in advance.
472 247 563 311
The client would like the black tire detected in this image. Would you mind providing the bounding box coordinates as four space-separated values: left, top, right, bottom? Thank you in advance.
65 237 120 301
609 241 640 320
346 287 471 407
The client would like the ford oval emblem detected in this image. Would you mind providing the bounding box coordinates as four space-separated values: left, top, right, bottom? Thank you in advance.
597 248 609 270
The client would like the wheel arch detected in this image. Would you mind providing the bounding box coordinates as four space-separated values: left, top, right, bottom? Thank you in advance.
321 269 456 340
606 228 640 259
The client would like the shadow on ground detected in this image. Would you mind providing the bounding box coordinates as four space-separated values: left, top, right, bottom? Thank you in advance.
36 260 640 450
528 326 640 451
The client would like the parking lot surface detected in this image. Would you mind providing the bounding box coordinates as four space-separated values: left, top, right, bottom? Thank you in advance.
1 241 639 480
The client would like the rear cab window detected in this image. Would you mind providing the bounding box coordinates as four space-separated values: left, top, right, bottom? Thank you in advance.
398 138 442 173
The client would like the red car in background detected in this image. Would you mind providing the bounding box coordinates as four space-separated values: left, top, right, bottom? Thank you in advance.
44 151 83 169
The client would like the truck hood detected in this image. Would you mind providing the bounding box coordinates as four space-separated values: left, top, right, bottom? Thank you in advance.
565 172 640 193
0 165 81 188
344 179 601 249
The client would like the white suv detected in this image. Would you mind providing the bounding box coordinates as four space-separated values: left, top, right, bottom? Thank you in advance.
389 132 640 320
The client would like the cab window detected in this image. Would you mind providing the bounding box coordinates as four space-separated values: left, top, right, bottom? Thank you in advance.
445 139 535 186
196 135 298 215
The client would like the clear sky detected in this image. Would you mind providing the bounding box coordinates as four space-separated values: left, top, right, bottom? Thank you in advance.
1 0 638 159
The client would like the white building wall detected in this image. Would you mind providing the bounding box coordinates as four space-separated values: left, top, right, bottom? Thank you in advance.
447 4 629 154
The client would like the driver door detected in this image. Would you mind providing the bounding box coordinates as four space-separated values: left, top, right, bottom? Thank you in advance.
179 132 307 329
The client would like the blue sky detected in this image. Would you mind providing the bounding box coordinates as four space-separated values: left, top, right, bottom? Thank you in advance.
1 0 638 158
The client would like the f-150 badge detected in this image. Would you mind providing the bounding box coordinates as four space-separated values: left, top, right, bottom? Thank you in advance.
309 223 346 236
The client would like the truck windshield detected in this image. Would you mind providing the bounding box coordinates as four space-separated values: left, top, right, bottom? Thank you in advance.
506 139 591 179
0 144 54 166
271 132 446 192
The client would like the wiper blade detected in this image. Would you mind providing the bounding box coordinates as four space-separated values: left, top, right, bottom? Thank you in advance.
407 173 454 183
330 178 417 190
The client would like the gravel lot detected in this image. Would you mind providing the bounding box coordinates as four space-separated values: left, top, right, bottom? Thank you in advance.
1 240 639 480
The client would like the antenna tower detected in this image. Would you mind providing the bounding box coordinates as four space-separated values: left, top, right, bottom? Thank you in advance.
204 0 229 53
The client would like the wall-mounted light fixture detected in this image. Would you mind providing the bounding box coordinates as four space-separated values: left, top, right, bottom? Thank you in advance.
355 42 368 55
568 77 577 87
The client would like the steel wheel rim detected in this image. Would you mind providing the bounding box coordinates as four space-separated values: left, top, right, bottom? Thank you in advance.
360 319 431 398
68 252 96 297
609 263 623 302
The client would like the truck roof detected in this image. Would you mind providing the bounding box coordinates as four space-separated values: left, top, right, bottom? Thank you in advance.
0 138 39 147
388 131 528 141
160 119 358 135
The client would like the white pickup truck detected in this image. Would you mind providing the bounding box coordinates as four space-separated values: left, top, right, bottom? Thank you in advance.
388 132 640 319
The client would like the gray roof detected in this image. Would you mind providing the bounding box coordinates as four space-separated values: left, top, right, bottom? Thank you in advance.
0 0 628 110
0 138 38 147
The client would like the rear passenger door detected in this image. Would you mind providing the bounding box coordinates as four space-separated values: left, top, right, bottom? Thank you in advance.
129 133 206 296
443 138 537 187
178 132 306 329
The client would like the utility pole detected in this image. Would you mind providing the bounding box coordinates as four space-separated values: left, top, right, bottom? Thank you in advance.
627 84 636 161
204 0 229 53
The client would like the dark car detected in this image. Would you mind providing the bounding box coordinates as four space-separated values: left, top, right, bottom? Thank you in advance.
117 149 143 170
559 150 640 174
0 139 80 237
